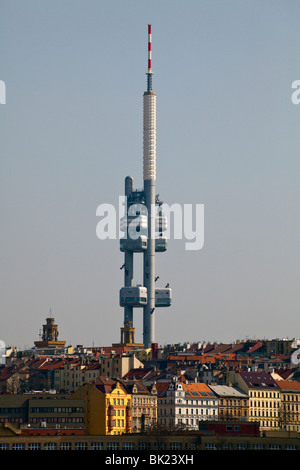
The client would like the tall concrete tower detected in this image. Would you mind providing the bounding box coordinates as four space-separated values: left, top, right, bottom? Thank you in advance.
119 25 171 349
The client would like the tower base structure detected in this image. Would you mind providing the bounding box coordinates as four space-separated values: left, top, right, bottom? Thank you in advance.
113 321 144 349
34 317 66 350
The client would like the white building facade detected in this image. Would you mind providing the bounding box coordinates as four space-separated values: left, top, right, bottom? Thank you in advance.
157 379 219 430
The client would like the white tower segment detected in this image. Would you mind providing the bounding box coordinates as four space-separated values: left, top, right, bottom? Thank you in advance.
143 89 156 347
142 24 157 347
143 92 156 181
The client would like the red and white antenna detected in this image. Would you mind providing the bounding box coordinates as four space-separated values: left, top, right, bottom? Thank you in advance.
146 24 153 91
148 24 152 73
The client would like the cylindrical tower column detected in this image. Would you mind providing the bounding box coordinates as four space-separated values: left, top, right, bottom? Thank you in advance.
143 88 156 348
124 176 134 324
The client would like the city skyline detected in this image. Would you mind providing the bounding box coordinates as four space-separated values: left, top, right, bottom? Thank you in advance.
1 1 299 349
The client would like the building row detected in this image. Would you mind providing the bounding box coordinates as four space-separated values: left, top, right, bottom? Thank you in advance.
0 371 300 436
1 425 299 451
2 318 299 397
0 353 144 394
157 371 300 433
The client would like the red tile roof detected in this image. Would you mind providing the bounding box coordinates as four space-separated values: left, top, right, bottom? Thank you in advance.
94 376 117 394
273 369 297 380
0 367 18 381
155 382 171 397
122 368 153 380
246 342 263 353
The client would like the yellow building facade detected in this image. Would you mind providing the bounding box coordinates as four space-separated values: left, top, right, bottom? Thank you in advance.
72 377 131 435
227 371 281 431
277 380 300 432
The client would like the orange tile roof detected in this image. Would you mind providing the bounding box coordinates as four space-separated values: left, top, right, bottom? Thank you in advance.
182 382 217 397
156 381 217 398
276 380 300 391
167 355 216 364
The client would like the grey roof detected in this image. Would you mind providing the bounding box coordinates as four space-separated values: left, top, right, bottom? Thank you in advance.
209 385 248 398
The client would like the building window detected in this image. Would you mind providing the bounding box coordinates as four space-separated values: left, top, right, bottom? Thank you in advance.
91 442 104 450
12 443 25 450
44 443 57 451
205 443 217 450
107 442 119 451
138 442 151 450
222 443 234 450
237 443 249 450
123 442 135 450
28 442 41 450
154 442 166 450
170 443 182 450
60 443 72 450
75 442 87 451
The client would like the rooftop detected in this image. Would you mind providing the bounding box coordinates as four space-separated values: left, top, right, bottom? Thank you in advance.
240 371 279 389
209 385 248 398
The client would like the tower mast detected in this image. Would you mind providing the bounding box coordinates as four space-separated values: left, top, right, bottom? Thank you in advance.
143 24 156 347
118 25 171 350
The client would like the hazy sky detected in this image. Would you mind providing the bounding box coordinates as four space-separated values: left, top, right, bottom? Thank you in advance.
1 1 299 350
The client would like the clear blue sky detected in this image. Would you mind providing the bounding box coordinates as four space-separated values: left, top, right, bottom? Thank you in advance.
1 0 299 349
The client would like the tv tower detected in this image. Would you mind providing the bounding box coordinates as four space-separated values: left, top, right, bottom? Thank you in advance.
119 25 171 349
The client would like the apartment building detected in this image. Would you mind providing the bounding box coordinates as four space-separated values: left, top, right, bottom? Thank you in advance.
119 380 157 432
100 354 144 379
227 371 281 431
209 385 249 421
157 378 218 430
72 377 132 435
54 360 101 392
276 380 300 432
265 339 294 357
